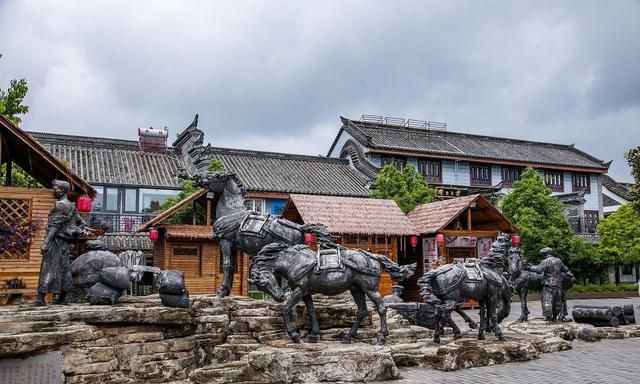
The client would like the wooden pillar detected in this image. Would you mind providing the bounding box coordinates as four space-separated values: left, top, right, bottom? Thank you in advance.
4 159 12 186
206 199 212 226
467 208 472 231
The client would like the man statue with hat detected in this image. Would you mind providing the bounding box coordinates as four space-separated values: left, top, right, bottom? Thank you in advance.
525 247 572 322
31 180 86 306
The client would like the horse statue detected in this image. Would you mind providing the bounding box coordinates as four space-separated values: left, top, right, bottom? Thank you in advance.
192 171 335 297
247 243 416 345
508 246 574 322
417 233 512 343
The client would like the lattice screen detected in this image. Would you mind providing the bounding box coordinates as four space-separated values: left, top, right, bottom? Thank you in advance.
0 198 32 260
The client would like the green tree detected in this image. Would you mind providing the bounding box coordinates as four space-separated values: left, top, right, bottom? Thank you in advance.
0 163 42 187
0 78 29 125
159 180 205 224
371 164 437 213
207 158 225 172
597 204 640 265
500 167 575 264
624 146 640 212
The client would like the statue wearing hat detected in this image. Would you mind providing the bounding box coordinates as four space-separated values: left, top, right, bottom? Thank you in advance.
524 247 573 322
31 180 86 306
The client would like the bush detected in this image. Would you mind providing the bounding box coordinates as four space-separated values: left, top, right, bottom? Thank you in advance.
568 283 638 293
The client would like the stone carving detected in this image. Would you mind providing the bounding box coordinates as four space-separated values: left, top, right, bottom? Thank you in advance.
523 247 574 322
508 245 574 322
31 180 86 306
417 233 512 342
193 171 335 297
247 243 416 345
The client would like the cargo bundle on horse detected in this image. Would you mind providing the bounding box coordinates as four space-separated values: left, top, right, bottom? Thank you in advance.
248 243 416 345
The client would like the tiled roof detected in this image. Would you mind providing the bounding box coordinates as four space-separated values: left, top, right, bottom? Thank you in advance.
330 117 609 172
195 147 370 197
287 194 416 236
29 132 186 188
576 233 599 244
602 174 632 201
98 232 153 252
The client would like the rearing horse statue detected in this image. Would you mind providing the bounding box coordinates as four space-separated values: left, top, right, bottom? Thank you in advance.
193 171 335 297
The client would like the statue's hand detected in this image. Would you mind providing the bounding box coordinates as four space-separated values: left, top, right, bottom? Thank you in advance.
41 242 50 254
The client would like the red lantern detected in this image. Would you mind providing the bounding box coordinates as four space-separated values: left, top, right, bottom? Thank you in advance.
512 234 521 246
149 229 159 241
304 233 316 245
409 235 418 248
435 233 445 244
76 195 92 213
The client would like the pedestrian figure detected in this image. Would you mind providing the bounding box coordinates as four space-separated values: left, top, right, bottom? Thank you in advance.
30 180 86 306
383 285 405 304
524 247 572 322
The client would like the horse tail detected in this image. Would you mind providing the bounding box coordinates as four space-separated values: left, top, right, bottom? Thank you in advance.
363 251 416 282
300 223 338 246
498 275 512 322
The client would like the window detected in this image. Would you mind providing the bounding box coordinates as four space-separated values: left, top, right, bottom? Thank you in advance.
245 198 266 214
270 200 287 217
417 159 442 184
470 163 491 186
124 188 138 213
140 189 180 213
622 265 633 276
584 210 599 233
544 170 564 192
572 173 591 193
105 187 119 212
173 246 200 257
92 186 104 212
381 155 406 171
501 166 522 188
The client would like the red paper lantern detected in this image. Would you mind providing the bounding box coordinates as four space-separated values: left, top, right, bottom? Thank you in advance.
512 234 521 246
435 233 445 244
76 195 92 213
409 235 418 248
149 229 159 241
304 233 316 245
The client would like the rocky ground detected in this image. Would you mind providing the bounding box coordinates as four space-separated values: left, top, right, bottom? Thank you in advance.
0 295 639 383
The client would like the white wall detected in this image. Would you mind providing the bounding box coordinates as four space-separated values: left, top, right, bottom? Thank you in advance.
442 160 470 186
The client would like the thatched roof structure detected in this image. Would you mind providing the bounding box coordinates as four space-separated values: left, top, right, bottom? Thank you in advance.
137 188 208 232
165 225 214 240
408 194 515 235
284 194 416 236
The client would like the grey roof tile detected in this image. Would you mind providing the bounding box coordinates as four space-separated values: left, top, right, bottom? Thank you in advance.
602 174 632 201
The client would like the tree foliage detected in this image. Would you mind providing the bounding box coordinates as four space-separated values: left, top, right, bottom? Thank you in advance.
207 159 225 172
159 180 205 224
624 146 640 212
371 164 437 213
0 163 42 188
0 78 29 125
597 204 640 265
500 167 575 264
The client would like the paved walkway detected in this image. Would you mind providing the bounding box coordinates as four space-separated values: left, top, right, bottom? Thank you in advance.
390 297 640 384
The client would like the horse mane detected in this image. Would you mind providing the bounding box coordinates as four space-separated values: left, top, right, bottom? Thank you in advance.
299 223 337 246
224 171 248 202
251 242 307 271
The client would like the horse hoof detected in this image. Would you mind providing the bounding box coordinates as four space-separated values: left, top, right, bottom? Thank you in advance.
307 334 319 343
376 335 386 345
342 335 353 344
291 333 301 343
453 332 463 340
433 337 441 344
468 321 478 330
478 334 485 341
216 288 230 298
498 335 507 341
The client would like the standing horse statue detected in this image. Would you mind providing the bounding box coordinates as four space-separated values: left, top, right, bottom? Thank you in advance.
417 234 512 343
247 243 416 345
193 171 335 297
508 246 574 322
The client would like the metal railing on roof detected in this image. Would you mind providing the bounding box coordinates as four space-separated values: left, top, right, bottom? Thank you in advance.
360 114 446 131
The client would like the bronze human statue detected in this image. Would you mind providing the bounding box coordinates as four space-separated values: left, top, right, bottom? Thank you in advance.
524 247 573 322
508 245 574 322
30 180 86 306
383 285 405 304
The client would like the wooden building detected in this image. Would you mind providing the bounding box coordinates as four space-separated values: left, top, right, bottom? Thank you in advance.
403 194 515 301
282 194 417 296
0 115 96 302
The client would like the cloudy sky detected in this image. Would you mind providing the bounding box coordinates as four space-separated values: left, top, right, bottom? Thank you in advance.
1 1 639 181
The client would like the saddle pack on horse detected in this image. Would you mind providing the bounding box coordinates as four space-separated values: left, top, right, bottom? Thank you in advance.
286 246 381 283
422 261 502 295
214 210 303 242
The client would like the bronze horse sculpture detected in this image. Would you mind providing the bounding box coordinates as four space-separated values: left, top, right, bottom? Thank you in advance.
193 171 335 297
417 234 512 343
508 246 574 322
248 243 416 345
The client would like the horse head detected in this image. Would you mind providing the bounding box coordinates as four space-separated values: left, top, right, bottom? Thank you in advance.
193 171 238 193
508 246 524 284
247 268 284 302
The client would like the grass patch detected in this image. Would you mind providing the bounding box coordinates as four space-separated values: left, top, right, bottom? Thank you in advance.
568 283 639 293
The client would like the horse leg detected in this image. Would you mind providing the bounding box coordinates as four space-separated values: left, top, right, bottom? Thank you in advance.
364 289 388 345
343 288 368 344
217 239 236 297
443 307 462 339
488 290 506 341
518 287 529 322
478 299 486 340
302 294 320 343
455 307 477 330
282 287 304 343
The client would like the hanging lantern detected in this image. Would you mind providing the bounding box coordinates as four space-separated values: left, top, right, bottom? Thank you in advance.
435 233 445 244
409 235 418 248
512 234 521 246
149 229 159 241
304 233 316 245
76 195 92 213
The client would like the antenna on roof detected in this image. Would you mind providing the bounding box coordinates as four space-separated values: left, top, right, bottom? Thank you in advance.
360 114 446 131
138 126 168 154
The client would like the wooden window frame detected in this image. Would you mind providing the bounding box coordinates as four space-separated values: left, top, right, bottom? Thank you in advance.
544 170 564 192
470 163 492 186
381 155 407 171
571 173 591 194
501 166 522 188
417 159 442 184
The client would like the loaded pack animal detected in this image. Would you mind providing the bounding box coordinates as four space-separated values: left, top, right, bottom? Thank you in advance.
247 243 416 345
417 234 512 343
508 246 574 322
192 171 335 297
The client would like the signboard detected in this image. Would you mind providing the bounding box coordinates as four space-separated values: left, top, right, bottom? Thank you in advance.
423 237 438 271
477 237 493 259
0 351 62 384
445 236 477 248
